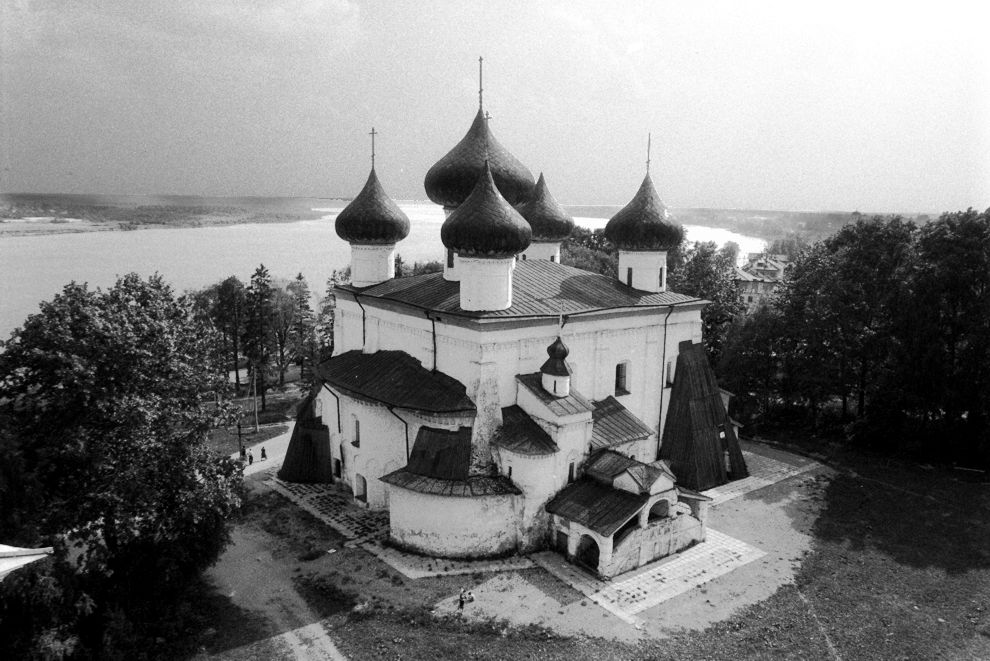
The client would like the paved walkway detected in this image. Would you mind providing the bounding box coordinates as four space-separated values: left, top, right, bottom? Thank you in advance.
267 478 389 546
230 422 294 478
531 529 765 626
703 449 818 505
362 541 534 579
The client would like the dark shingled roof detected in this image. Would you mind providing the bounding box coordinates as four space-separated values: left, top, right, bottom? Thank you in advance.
591 396 654 450
335 168 411 245
318 350 475 414
424 107 535 208
516 172 574 241
492 406 559 456
604 173 683 251
406 426 472 481
540 337 571 377
440 162 532 258
381 471 521 497
659 341 749 491
516 372 593 417
339 260 701 319
545 479 648 537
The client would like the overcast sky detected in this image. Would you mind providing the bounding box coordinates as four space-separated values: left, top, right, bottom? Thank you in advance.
1 1 987 212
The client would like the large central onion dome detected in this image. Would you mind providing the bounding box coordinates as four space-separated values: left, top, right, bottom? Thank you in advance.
516 173 574 241
604 173 683 251
441 161 532 258
335 168 411 244
424 108 536 208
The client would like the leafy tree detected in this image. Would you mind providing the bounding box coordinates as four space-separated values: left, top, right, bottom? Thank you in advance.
191 276 246 394
0 274 241 658
243 264 273 411
288 273 317 382
668 241 744 364
314 266 351 363
717 304 786 418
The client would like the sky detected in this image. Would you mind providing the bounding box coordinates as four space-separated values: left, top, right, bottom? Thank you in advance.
1 0 988 212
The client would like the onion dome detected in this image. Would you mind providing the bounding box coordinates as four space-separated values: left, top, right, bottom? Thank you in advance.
424 108 536 208
604 173 683 251
540 337 571 377
516 173 574 241
441 161 532 258
335 168 411 245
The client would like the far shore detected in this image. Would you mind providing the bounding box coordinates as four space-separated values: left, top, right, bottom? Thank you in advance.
0 212 330 238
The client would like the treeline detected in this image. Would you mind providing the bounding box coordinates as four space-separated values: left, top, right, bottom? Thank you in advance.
718 209 990 467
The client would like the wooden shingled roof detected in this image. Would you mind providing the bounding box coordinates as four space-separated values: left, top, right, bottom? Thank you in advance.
338 260 701 319
318 350 475 414
659 341 749 491
492 405 559 456
545 479 648 537
591 396 655 449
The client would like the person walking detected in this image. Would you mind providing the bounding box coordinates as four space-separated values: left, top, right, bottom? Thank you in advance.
248 449 254 465
261 446 267 461
457 588 466 611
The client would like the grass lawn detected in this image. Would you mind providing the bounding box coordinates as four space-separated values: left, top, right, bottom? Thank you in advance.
206 423 288 456
184 443 989 660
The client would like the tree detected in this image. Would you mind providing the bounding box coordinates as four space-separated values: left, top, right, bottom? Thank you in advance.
314 266 351 363
287 273 317 382
668 241 744 364
243 264 274 412
0 274 242 658
215 276 247 393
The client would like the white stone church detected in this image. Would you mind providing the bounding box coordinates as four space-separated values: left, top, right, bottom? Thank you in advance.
280 90 747 579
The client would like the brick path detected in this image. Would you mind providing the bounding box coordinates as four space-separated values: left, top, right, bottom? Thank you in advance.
362 542 534 579
267 478 389 546
531 529 765 625
703 450 818 505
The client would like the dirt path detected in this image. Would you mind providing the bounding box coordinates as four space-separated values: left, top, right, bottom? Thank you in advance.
208 523 346 660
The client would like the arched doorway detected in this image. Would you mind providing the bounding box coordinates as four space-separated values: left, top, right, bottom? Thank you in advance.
575 534 600 572
355 474 367 503
648 499 670 523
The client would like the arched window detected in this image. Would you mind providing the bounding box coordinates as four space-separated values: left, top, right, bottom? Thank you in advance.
446 249 454 268
615 362 630 396
352 416 360 447
626 267 633 286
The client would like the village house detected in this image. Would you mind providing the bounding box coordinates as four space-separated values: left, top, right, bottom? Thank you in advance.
280 82 747 578
734 253 789 312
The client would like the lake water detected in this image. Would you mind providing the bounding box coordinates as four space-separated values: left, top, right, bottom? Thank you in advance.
0 202 764 339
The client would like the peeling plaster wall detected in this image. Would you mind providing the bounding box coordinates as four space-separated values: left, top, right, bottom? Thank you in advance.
605 512 704 578
386 487 521 558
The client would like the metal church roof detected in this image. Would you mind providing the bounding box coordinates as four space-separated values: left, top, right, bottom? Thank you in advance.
516 172 575 241
516 372 593 417
545 479 648 537
440 161 532 258
492 406 559 456
318 350 475 414
591 396 655 450
338 260 702 319
604 173 683 251
335 168 411 245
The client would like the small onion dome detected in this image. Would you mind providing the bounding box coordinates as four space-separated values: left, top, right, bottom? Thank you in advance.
335 168 411 245
540 337 571 377
424 108 536 208
515 172 574 241
441 161 533 258
604 173 683 251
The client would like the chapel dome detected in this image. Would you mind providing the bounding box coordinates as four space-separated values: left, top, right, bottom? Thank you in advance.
424 108 536 208
440 161 532 258
540 337 571 377
335 168 411 245
604 173 683 251
515 173 574 241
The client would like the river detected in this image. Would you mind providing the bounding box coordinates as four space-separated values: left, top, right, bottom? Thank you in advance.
0 202 764 339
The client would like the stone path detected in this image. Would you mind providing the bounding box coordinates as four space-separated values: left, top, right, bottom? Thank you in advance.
703 450 818 505
532 529 765 626
267 478 389 546
363 542 534 579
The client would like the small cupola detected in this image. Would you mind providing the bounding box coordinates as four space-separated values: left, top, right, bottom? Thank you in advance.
516 172 574 263
440 161 532 311
335 129 410 287
540 336 572 398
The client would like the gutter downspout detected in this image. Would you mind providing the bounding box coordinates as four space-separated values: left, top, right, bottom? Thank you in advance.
322 383 342 434
426 311 438 371
387 406 411 460
657 304 674 458
354 294 367 350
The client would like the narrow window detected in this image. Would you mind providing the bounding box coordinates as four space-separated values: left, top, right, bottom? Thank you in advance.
552 380 557 393
626 267 633 286
446 249 454 268
333 458 342 477
567 462 575 483
550 255 556 263
521 253 527 260
666 359 674 387
507 466 513 478
353 418 360 447
615 362 629 396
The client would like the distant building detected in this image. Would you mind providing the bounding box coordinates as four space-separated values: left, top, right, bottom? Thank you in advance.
280 80 747 578
734 253 789 312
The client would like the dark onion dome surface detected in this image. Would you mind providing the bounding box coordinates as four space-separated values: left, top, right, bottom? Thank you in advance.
424 108 536 208
540 337 572 376
604 173 684 251
335 168 411 245
515 172 575 241
441 161 532 258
